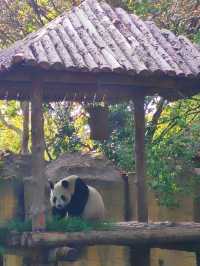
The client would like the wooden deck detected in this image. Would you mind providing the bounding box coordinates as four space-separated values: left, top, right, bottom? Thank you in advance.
5 222 200 252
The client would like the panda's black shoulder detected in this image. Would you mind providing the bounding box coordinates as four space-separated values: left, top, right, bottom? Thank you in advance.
67 177 89 217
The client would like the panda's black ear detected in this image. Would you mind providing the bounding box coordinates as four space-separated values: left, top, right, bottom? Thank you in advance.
62 180 69 189
48 180 54 190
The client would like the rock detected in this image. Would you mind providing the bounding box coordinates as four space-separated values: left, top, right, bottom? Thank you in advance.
46 152 122 183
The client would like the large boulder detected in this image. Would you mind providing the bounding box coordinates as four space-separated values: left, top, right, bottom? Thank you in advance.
46 152 122 183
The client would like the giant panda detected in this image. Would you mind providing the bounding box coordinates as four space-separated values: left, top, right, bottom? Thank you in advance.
49 175 105 221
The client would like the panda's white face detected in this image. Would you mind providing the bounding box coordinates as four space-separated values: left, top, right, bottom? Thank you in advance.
49 176 77 210
50 179 72 209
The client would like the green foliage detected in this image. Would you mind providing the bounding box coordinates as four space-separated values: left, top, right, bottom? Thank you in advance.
0 218 112 253
0 161 4 173
0 217 112 235
0 0 72 47
0 246 5 256
147 97 200 207
6 219 32 232
98 104 134 172
193 30 200 44
125 0 167 17
52 122 83 157
0 101 22 153
148 134 195 207
47 103 89 159
46 217 113 232
0 219 32 253
98 96 200 208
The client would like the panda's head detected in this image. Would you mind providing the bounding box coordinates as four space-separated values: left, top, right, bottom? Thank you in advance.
49 175 89 216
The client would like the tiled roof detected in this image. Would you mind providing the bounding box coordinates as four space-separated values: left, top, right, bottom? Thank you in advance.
0 0 200 78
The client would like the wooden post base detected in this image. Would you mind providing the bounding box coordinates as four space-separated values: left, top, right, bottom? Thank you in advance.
3 247 81 266
130 247 150 266
196 251 200 266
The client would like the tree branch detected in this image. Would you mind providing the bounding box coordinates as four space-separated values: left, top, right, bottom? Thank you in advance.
0 111 22 136
146 98 166 144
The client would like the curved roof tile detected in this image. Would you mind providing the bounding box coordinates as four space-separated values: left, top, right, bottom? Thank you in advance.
0 0 200 78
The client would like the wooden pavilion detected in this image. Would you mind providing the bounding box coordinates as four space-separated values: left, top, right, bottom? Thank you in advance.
0 0 200 265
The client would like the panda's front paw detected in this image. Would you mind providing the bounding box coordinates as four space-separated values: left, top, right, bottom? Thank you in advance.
52 206 67 220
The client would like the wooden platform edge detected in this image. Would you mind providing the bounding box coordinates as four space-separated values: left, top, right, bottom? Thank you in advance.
4 222 200 252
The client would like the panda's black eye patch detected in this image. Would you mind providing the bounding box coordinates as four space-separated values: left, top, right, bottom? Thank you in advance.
61 195 66 201
53 196 57 203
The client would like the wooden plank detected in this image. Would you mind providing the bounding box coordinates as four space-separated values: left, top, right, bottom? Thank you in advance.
5 222 200 249
0 70 199 102
0 79 198 103
30 78 46 231
0 69 199 90
134 95 148 222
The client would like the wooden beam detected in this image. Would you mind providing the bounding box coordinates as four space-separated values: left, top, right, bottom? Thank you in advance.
5 222 200 250
1 69 199 89
130 248 150 266
30 78 46 231
0 69 200 102
0 71 199 102
134 95 148 222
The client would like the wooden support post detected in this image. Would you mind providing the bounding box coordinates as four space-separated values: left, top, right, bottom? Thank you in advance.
196 252 200 266
193 201 200 222
193 184 200 266
30 78 46 231
22 251 56 266
193 168 200 266
130 248 150 266
193 187 200 222
121 173 132 221
132 95 150 266
134 96 148 222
